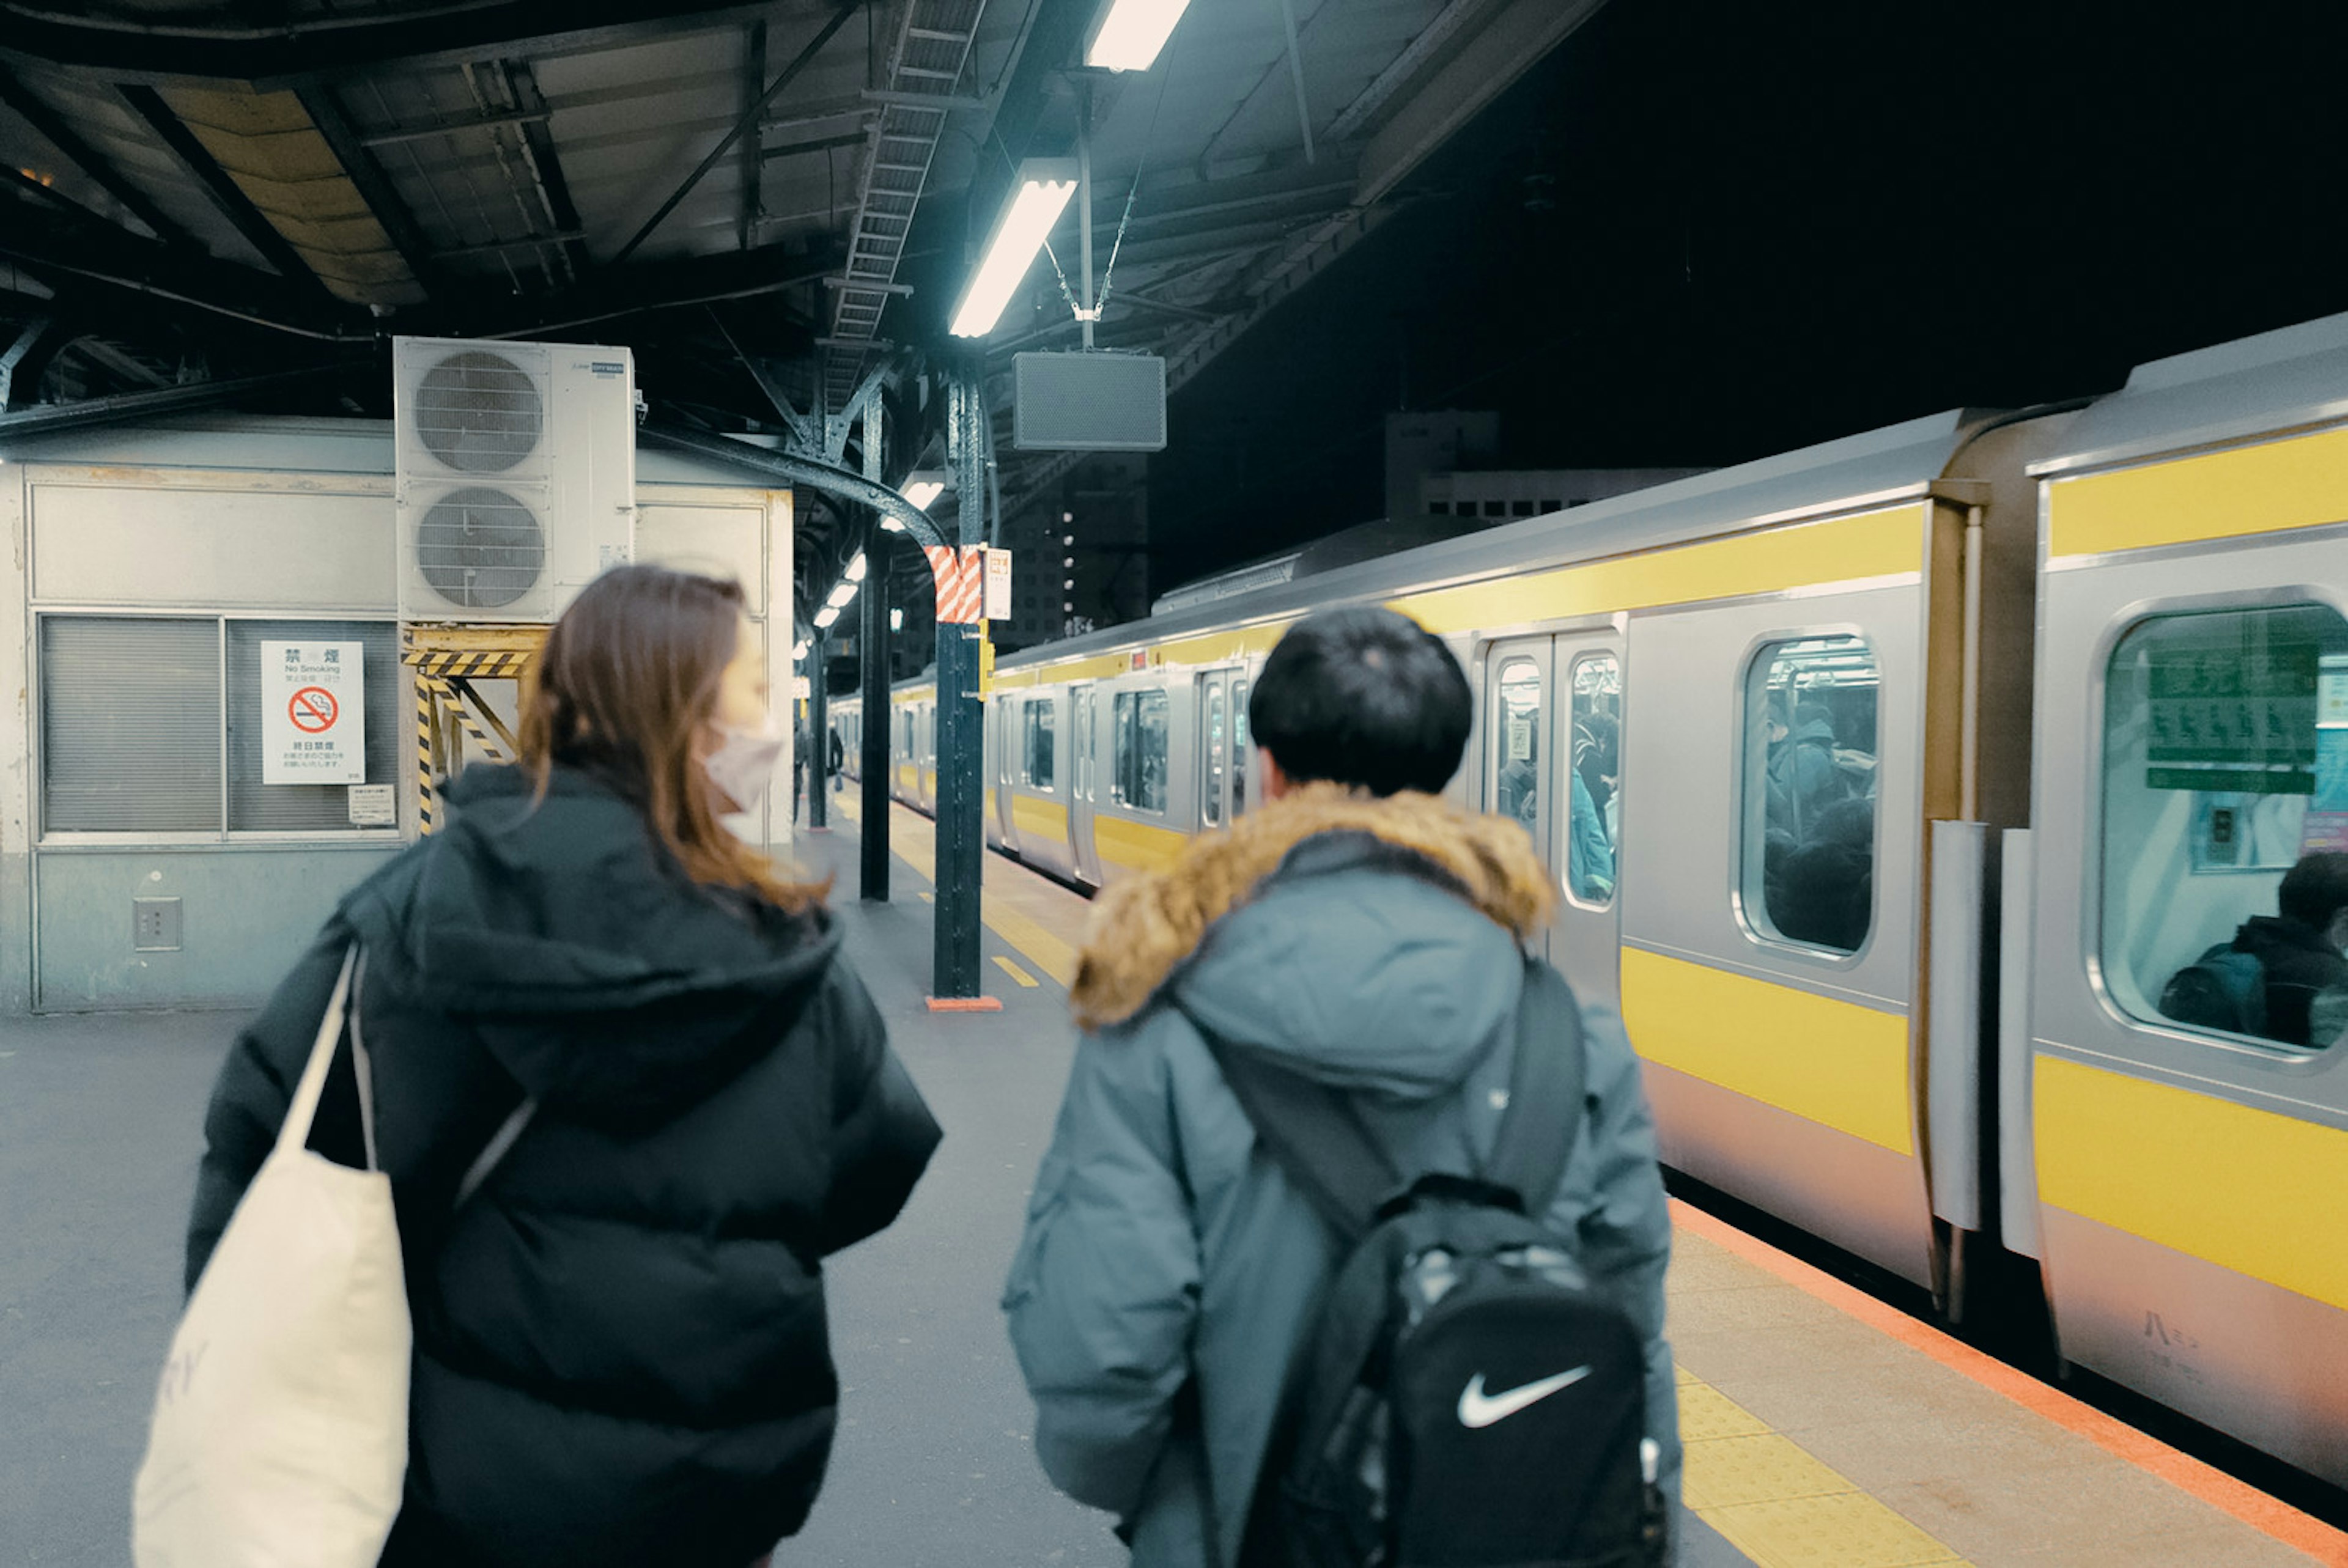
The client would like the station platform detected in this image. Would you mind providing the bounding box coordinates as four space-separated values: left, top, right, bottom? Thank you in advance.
5 790 2347 1566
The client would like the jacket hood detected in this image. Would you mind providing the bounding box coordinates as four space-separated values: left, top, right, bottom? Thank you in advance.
340 762 838 1127
1072 784 1552 1096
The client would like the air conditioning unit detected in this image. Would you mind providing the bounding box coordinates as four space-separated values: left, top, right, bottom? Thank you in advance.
393 337 637 622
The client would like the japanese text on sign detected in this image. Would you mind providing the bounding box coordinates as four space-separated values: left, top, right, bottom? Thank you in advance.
261 642 366 785
2146 630 2316 794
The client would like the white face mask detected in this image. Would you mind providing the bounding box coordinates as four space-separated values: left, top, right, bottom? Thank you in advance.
702 714 786 815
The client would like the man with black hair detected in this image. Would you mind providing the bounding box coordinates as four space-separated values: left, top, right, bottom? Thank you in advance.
1004 606 1679 1566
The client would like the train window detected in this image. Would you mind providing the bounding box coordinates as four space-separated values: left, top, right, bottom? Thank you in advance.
1741 636 1878 954
1112 689 1170 814
1022 701 1057 790
1483 501 1508 518
1203 683 1226 828
1567 653 1621 905
1493 659 1543 830
1430 501 1451 516
1233 679 1251 816
2101 604 2348 1053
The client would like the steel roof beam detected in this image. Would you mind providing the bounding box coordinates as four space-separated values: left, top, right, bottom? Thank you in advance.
116 86 338 307
494 60 594 278
609 1 860 267
0 201 359 340
1353 0 1604 207
0 1 786 88
358 105 551 149
295 83 446 295
0 64 198 250
0 363 348 439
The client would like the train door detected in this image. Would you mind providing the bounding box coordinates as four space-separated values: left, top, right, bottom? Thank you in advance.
1071 684 1101 885
1554 637 1625 1013
1485 635 1556 888
1198 669 1236 833
989 698 1013 852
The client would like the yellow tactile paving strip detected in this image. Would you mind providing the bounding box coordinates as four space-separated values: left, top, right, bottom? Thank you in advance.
821 790 1082 987
1680 1371 1967 1566
817 795 2347 1567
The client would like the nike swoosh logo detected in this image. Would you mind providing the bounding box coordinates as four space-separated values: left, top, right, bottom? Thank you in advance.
1457 1366 1592 1429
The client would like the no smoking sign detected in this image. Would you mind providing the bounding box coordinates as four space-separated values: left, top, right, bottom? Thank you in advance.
262 642 365 784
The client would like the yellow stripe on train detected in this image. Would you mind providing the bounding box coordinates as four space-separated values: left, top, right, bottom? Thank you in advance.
2047 423 2348 560
1092 812 1189 874
1620 948 1914 1157
2034 1055 2348 1311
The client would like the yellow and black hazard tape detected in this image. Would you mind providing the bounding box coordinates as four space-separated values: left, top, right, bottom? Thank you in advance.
406 649 537 680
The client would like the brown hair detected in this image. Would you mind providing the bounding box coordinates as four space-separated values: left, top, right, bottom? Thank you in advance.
517 564 824 912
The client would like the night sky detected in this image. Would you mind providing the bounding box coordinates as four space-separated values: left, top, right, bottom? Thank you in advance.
1149 0 2348 591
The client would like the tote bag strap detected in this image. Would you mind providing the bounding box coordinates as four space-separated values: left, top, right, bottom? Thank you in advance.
276 946 360 1161
297 942 534 1203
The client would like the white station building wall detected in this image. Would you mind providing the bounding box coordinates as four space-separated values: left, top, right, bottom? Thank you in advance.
0 416 794 1013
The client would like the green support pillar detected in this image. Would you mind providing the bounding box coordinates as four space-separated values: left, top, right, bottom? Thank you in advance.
931 369 989 1001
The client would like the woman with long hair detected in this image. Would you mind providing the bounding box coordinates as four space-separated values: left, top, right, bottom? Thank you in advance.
183 565 940 1566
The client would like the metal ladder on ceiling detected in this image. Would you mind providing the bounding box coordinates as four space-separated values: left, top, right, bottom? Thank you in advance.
824 0 987 416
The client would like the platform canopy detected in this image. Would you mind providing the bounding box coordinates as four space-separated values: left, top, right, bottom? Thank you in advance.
1 0 1601 567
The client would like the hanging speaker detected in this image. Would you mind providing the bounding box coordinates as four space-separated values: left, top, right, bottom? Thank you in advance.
1013 352 1167 451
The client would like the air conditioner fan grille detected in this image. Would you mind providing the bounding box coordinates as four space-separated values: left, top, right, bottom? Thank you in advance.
413 350 544 473
416 486 545 609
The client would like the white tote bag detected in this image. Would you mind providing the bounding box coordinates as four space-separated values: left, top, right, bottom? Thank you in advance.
133 948 411 1568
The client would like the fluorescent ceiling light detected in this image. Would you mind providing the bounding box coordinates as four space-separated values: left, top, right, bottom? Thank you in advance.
950 160 1079 337
827 581 858 609
846 552 867 583
1085 0 1194 71
903 479 944 510
890 608 904 631
814 606 840 629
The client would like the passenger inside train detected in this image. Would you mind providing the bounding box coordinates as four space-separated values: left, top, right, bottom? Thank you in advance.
1749 642 1879 955
2105 603 2348 1051
2161 851 2348 1048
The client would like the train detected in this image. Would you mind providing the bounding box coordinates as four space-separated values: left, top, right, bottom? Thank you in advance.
831 311 2348 1492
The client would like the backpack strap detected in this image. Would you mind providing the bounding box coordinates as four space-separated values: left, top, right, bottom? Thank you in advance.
1177 952 1590 1239
1181 1006 1401 1245
1482 956 1588 1218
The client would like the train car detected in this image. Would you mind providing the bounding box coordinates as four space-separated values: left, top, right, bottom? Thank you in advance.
2007 317 2348 1485
863 312 2348 1489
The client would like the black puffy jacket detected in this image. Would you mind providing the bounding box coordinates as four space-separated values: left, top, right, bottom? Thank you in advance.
185 762 941 1567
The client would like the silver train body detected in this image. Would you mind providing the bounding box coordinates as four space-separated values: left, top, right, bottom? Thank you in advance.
833 313 2348 1489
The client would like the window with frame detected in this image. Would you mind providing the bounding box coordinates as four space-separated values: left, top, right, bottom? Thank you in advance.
1202 683 1226 827
1567 653 1621 904
1492 658 1542 830
1233 679 1251 816
41 615 397 836
1112 688 1170 813
2102 604 2348 1053
1023 699 1057 789
1743 636 1878 954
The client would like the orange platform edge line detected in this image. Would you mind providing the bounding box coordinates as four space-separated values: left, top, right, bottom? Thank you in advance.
1667 1198 2348 1566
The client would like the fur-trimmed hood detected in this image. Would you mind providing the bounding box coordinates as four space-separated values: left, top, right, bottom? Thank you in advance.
1071 785 1556 1079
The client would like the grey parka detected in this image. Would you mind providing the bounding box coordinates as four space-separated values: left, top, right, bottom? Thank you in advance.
1004 786 1680 1568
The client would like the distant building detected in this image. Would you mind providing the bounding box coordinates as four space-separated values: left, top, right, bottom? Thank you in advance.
995 454 1149 652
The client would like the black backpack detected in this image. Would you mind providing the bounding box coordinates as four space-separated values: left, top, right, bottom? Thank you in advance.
1183 958 1666 1568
